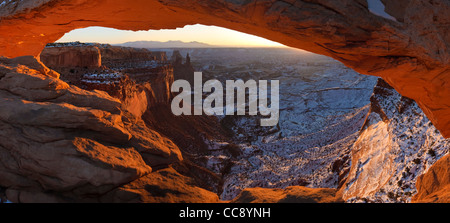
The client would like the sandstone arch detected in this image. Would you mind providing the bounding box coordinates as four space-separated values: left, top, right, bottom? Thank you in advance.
0 0 449 137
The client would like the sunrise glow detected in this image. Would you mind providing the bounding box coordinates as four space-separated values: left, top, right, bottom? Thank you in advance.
57 24 287 48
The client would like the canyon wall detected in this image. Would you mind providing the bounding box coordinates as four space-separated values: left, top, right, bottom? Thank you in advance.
0 0 449 203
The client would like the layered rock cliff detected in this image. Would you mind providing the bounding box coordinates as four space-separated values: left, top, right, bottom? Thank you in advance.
340 79 449 202
413 153 450 203
0 44 233 202
100 45 168 66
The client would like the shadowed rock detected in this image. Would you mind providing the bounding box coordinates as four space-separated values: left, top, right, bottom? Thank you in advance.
232 186 343 203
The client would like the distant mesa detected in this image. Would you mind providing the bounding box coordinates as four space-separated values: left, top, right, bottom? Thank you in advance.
116 40 213 49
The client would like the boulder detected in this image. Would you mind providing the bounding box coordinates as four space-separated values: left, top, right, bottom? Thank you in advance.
40 45 102 68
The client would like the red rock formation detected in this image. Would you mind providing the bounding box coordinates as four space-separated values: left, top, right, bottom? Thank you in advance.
124 66 174 105
122 85 148 118
39 44 174 109
100 45 168 67
100 167 220 203
0 49 225 203
0 0 449 138
40 45 101 68
0 56 183 202
412 154 450 203
172 51 195 84
0 0 449 203
338 78 450 203
232 186 343 203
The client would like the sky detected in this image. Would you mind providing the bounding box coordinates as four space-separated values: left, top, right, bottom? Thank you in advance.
57 24 287 48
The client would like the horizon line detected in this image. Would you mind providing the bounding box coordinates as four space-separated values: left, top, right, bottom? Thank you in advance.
54 40 292 49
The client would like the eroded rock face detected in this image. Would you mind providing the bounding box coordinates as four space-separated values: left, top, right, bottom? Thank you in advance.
100 167 220 203
0 0 449 137
0 56 182 202
412 154 450 203
232 186 343 203
100 45 168 66
40 44 175 108
340 79 449 203
0 0 449 203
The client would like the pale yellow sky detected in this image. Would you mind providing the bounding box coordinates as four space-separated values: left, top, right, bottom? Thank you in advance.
57 24 287 47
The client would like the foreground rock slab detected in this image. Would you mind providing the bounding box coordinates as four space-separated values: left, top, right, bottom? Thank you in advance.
0 56 182 202
413 154 450 203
